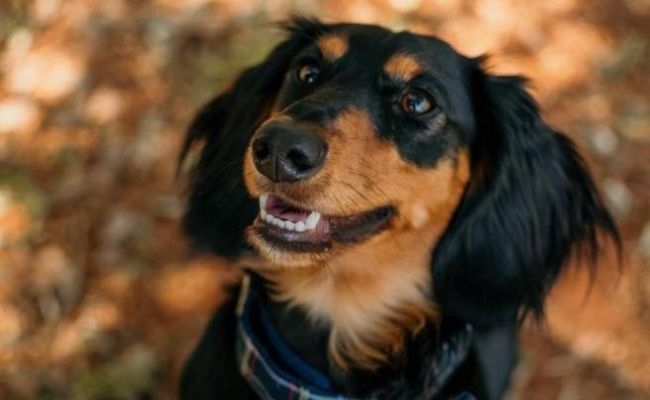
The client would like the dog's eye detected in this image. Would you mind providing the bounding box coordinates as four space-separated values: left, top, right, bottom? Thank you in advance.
400 89 435 115
297 63 321 85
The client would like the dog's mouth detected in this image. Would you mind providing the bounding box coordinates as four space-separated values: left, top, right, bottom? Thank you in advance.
253 193 395 252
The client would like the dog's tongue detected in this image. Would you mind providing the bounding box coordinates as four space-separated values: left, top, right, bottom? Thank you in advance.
266 196 311 222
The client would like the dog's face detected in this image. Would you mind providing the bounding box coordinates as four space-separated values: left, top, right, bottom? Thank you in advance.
243 25 475 268
181 18 618 328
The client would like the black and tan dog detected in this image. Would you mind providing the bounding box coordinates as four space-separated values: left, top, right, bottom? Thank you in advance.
178 18 619 400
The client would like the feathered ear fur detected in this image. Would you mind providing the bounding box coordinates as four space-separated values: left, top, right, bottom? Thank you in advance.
179 18 326 257
432 64 620 326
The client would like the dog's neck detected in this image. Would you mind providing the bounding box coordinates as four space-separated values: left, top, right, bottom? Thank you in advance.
257 224 441 371
265 294 333 376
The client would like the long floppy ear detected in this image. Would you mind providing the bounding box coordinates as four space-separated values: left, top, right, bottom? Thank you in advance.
432 64 621 326
179 18 325 257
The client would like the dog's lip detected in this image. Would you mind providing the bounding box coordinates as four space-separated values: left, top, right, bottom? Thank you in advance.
253 193 395 251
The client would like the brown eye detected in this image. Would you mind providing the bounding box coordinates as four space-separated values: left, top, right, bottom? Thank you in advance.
297 63 321 85
400 89 435 115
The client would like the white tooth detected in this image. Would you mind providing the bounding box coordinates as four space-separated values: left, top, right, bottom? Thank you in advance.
277 220 287 229
285 221 295 231
305 211 320 230
259 194 268 211
264 213 273 223
295 221 306 232
260 209 268 219
272 217 283 227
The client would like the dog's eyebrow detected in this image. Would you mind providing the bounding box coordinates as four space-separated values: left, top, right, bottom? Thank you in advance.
383 53 422 81
317 34 349 61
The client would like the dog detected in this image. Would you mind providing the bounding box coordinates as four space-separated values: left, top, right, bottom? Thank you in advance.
178 18 620 400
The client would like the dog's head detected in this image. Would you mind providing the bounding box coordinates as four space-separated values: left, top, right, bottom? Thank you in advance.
181 18 619 327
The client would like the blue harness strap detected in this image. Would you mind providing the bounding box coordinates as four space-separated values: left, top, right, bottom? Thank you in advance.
235 273 475 400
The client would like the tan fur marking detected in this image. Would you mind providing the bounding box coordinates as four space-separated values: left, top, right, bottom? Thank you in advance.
383 53 422 80
245 108 470 369
318 35 348 61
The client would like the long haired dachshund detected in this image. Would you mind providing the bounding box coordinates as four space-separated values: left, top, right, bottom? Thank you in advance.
178 18 619 400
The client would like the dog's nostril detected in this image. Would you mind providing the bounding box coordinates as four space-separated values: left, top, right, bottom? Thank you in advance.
287 149 311 171
253 138 270 161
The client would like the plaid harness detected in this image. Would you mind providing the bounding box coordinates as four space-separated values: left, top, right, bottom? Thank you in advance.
235 274 476 400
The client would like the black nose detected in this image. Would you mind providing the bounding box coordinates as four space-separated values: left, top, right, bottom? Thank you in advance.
251 123 327 182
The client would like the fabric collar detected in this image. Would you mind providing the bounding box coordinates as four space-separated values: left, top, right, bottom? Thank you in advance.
235 273 475 400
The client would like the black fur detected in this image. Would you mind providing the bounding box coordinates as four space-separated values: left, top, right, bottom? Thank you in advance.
179 18 619 400
432 70 620 326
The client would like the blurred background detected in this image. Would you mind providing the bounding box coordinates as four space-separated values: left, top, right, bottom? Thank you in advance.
0 0 648 399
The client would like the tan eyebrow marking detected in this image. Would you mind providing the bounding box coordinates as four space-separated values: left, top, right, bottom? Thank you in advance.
384 53 422 80
317 35 349 61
